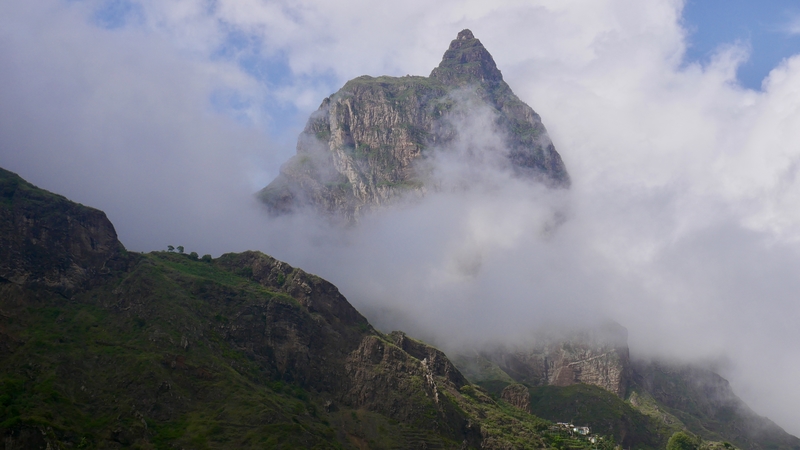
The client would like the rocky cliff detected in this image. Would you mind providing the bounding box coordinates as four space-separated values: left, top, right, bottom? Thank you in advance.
0 167 559 449
456 322 631 398
454 323 800 450
0 167 126 295
259 29 570 220
2 159 798 448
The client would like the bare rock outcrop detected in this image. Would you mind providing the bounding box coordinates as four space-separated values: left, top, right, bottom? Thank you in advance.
0 167 127 295
259 29 569 221
500 383 531 413
460 322 632 397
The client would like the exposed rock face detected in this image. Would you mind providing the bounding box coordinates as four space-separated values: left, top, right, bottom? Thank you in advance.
259 29 569 220
500 383 531 413
390 330 467 388
462 322 631 397
0 168 126 295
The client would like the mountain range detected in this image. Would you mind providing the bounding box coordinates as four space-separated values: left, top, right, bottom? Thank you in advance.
1 30 798 449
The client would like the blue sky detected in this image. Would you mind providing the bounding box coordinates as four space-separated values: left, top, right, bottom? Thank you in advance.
89 1 800 133
3 0 800 435
683 0 800 89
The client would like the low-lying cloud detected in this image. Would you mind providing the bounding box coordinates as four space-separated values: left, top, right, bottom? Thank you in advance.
3 0 800 436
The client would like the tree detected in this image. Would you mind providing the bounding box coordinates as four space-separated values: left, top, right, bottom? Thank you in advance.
201 254 213 262
177 246 184 254
667 432 699 450
189 251 198 259
167 245 174 252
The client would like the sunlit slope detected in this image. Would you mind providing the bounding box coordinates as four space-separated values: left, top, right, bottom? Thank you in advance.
0 166 557 449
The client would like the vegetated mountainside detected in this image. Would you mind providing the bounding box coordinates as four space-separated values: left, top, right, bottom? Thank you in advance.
0 167 570 449
2 166 797 449
259 29 570 221
630 360 800 450
454 330 800 450
481 381 670 449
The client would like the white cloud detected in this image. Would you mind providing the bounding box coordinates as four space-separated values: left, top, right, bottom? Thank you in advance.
2 0 800 437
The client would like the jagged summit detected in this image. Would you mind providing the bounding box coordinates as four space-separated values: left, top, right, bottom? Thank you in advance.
457 29 474 39
430 29 503 86
259 30 570 220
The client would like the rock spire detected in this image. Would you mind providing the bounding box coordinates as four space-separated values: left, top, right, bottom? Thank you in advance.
259 30 570 220
430 29 504 85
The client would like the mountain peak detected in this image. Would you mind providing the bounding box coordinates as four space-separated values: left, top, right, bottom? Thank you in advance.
456 29 474 40
259 29 570 220
430 29 503 85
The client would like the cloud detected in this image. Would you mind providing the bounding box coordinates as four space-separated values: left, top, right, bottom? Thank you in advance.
0 0 282 255
2 0 800 437
781 13 800 36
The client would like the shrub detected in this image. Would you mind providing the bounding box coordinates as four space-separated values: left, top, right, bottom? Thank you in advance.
667 431 699 450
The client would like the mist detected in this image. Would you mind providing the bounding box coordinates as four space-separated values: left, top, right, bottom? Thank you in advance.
2 0 800 436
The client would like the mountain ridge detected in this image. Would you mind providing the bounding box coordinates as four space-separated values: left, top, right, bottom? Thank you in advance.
2 31 798 449
0 166 553 449
2 165 798 448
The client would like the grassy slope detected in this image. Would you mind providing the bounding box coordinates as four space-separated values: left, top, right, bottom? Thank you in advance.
0 252 344 448
0 167 562 448
0 249 561 449
476 380 671 449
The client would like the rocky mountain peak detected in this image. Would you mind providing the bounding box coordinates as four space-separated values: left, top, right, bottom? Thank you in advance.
430 29 504 86
457 29 474 40
259 29 569 220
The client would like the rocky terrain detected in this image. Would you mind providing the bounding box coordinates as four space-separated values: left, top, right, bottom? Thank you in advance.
259 29 570 220
455 323 632 398
2 164 798 449
253 28 800 450
0 166 557 449
453 328 800 449
3 30 799 450
2 151 800 450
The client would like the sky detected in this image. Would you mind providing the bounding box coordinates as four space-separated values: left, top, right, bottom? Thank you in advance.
2 0 800 437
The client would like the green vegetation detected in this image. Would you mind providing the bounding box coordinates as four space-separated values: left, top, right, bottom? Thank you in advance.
668 431 700 450
0 239 566 449
474 380 672 449
526 384 671 448
450 384 550 449
0 251 342 448
2 164 792 448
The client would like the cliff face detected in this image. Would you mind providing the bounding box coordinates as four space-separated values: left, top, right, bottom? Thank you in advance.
259 29 569 220
0 168 126 295
457 322 631 398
